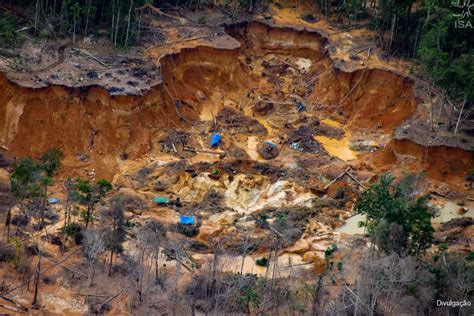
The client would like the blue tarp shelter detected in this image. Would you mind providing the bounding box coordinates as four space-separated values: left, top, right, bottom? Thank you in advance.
47 197 59 204
179 216 196 225
210 134 222 147
154 196 170 204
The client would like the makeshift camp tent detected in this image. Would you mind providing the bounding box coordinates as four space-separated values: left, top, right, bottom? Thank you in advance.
179 216 196 225
210 134 222 147
154 196 170 204
47 197 59 204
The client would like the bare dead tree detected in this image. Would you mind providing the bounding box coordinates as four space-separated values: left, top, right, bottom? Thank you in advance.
83 0 92 40
124 0 134 47
134 220 165 302
31 249 42 308
353 252 434 315
454 93 467 135
83 229 105 287
100 196 126 277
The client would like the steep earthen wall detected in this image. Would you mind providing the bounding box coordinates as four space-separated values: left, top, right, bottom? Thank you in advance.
0 21 468 182
0 74 178 160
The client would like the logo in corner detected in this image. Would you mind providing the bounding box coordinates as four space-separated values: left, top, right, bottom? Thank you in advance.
452 0 474 28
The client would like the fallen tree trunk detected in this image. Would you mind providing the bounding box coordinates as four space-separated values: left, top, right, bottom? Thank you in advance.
184 147 226 155
0 303 27 314
100 288 125 309
0 294 28 312
324 167 365 190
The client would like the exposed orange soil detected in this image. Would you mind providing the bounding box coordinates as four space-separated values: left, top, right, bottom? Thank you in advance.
0 19 470 190
0 4 473 315
378 139 473 190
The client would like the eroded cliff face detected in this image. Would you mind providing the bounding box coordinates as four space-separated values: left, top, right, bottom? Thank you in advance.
0 21 468 184
0 73 181 177
310 68 418 131
160 22 419 132
388 139 473 186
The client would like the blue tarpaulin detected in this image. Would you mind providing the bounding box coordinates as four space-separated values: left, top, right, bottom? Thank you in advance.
47 197 59 204
179 216 196 225
210 134 222 147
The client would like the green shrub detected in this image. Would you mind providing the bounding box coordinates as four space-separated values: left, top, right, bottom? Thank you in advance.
197 16 206 25
0 14 17 47
466 252 474 262
324 243 337 259
256 214 269 228
255 257 268 267
63 223 83 244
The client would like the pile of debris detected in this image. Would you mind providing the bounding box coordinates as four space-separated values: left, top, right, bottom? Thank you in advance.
252 101 274 116
287 126 327 154
159 130 190 153
213 107 267 134
257 141 279 159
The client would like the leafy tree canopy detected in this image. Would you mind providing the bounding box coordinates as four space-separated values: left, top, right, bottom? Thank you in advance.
10 148 64 201
355 173 434 256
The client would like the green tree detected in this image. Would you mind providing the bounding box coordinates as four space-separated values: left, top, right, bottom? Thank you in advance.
239 286 261 315
8 148 63 232
37 148 64 226
355 173 434 256
415 2 473 131
0 13 18 47
40 148 64 177
74 178 112 228
10 158 42 227
10 158 40 199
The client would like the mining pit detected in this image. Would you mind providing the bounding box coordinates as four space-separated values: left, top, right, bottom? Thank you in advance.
0 5 472 315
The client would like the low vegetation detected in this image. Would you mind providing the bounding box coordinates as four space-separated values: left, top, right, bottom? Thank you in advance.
1 158 472 314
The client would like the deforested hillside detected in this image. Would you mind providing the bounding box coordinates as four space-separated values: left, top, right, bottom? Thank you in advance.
0 1 472 315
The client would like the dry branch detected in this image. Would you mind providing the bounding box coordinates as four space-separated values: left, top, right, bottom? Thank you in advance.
184 147 226 155
324 167 349 190
72 48 107 67
137 4 188 24
0 294 28 312
306 64 334 86
345 169 366 189
258 99 294 105
72 293 108 297
0 303 27 313
268 223 284 238
4 247 83 295
163 252 193 272
100 288 125 308
153 35 210 48
42 246 84 275
329 23 369 35
324 167 365 190
283 61 301 72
